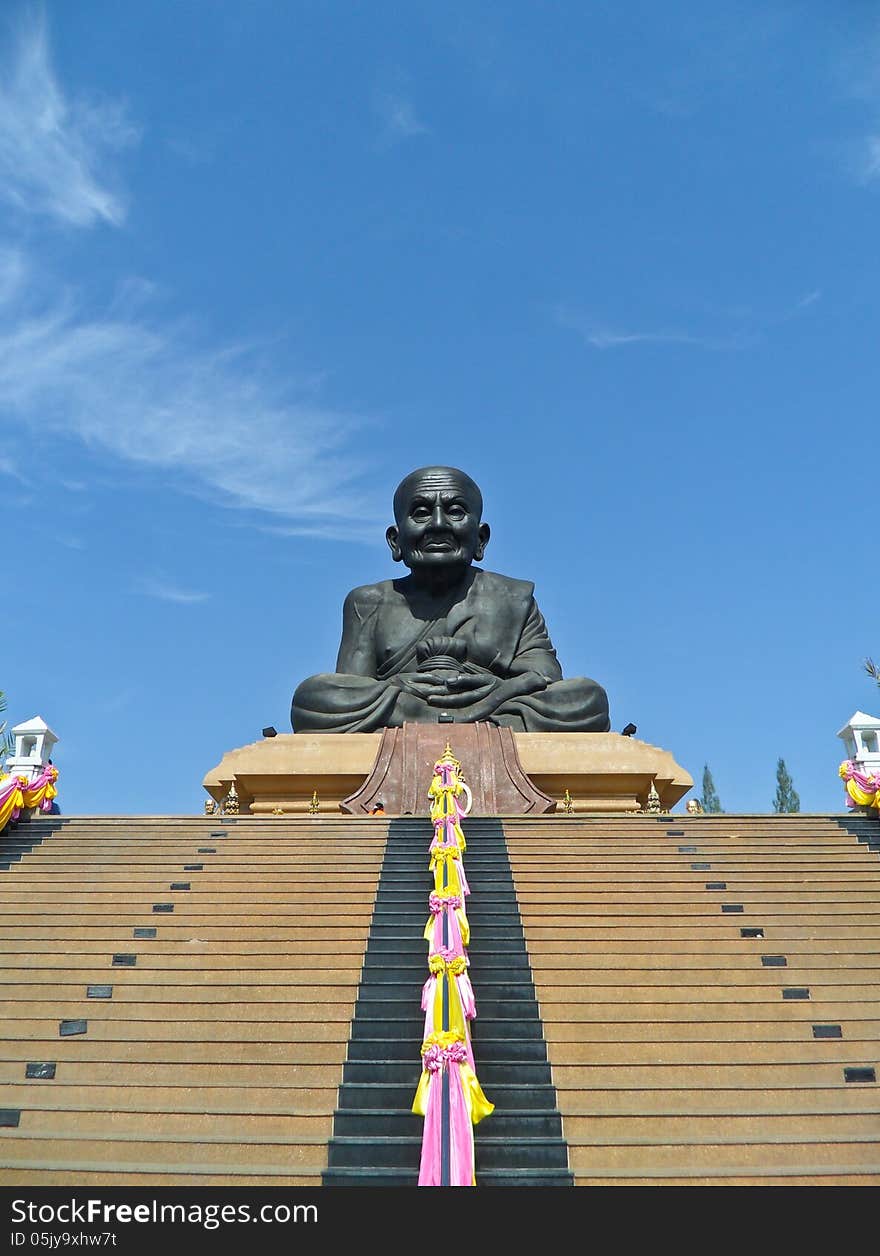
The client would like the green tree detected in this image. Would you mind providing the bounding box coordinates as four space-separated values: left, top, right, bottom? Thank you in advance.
700 764 723 813
865 657 879 687
773 757 800 813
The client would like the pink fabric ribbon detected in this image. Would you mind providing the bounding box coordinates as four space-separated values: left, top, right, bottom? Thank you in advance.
417 1058 478 1187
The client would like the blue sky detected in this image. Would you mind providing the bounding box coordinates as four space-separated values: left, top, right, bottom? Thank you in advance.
0 1 876 816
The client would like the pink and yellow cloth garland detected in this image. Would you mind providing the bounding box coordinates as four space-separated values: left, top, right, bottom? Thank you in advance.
413 746 493 1186
424 891 470 950
0 764 58 832
839 760 880 811
411 1031 495 1187
421 948 477 1044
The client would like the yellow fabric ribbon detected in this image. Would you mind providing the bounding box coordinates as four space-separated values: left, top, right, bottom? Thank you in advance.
422 1030 465 1052
411 1069 432 1116
426 956 469 1038
845 779 880 808
430 850 463 897
429 775 467 848
432 821 466 851
423 907 470 948
0 778 25 832
460 1063 495 1125
428 954 467 977
839 762 880 809
22 777 58 810
412 1031 466 1116
430 844 461 864
411 1039 493 1126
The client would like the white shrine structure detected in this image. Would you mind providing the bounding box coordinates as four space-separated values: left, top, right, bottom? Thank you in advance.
3 715 58 783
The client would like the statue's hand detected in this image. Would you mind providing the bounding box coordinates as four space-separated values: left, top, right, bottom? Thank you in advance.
392 671 450 700
426 673 499 708
429 670 549 718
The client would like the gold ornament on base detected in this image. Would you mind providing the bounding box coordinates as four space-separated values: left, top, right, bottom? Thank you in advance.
308 790 320 815
645 781 661 814
223 782 240 815
561 788 573 815
436 741 463 776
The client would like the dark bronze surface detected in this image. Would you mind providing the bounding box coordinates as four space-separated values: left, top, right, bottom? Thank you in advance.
291 466 610 733
341 721 556 816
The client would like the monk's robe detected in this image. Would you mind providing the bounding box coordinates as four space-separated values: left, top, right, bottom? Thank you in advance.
291 568 610 734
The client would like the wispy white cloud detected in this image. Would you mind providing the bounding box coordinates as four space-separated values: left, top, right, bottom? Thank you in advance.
0 246 27 303
553 290 821 352
54 533 86 550
258 521 383 544
0 7 137 227
0 269 376 523
553 305 717 351
0 11 380 533
828 24 880 184
862 134 880 181
0 452 25 480
794 289 821 310
374 89 428 145
134 576 211 605
581 327 703 351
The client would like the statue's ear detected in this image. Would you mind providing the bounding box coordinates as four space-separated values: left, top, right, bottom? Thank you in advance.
386 524 403 562
474 522 490 562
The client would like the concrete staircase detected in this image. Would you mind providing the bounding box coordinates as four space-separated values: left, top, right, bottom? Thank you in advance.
0 814 384 1185
506 811 880 1185
1 809 878 1186
323 816 571 1185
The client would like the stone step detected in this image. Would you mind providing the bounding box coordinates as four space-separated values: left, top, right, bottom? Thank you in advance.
4 1108 333 1138
325 1134 570 1170
341 1060 554 1085
351 983 539 1004
346 1037 548 1063
350 1014 544 1038
337 1081 560 1111
0 1132 328 1171
321 1167 574 1186
331 1108 563 1138
0 1061 346 1085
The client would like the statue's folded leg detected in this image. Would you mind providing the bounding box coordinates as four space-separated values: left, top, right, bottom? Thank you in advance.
292 673 401 733
490 677 611 733
291 673 436 732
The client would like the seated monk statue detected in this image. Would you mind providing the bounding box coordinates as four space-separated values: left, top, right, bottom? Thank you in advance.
291 465 611 734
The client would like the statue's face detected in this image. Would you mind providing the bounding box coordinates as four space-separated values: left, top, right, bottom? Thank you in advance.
386 470 489 574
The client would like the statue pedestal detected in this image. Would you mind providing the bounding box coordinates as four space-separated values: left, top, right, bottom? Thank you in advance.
514 731 692 813
203 725 692 816
342 723 555 815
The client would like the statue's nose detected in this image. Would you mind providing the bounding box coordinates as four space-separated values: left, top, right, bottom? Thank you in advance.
429 503 445 528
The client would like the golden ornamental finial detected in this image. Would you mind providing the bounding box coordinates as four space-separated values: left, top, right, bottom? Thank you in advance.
308 789 320 815
435 741 462 772
644 780 661 814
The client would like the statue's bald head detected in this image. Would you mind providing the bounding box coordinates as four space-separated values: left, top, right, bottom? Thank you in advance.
392 466 483 523
387 465 489 576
